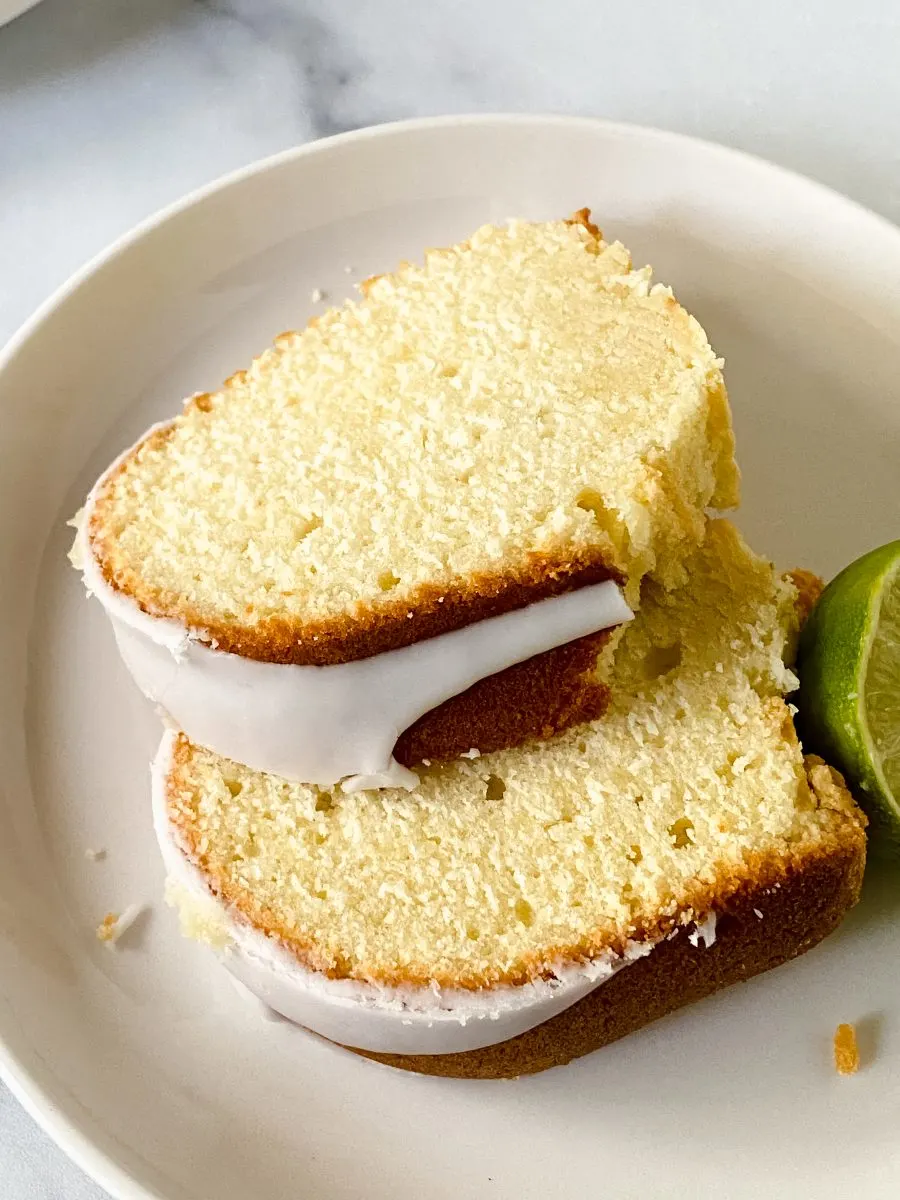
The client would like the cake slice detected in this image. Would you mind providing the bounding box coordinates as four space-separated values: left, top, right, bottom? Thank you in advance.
78 211 738 788
155 522 866 1077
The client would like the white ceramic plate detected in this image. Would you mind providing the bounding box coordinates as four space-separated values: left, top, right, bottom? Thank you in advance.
0 0 43 28
2 115 900 1200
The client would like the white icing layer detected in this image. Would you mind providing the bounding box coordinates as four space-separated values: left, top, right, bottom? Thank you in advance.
151 731 655 1055
76 426 632 788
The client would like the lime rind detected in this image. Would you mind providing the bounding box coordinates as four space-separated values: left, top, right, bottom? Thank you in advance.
798 540 900 851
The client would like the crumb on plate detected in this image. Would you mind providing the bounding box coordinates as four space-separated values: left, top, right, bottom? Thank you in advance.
95 905 144 948
834 1022 859 1075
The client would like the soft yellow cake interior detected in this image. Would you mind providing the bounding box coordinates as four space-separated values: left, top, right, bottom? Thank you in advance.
92 215 738 630
164 521 863 989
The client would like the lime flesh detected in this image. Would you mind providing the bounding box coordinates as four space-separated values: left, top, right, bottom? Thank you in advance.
864 563 900 820
798 540 900 852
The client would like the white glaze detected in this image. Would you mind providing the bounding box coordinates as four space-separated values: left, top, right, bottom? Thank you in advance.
151 730 658 1055
75 426 632 789
688 911 717 948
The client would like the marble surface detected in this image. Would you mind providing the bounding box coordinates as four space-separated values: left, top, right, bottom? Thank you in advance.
2 0 900 1195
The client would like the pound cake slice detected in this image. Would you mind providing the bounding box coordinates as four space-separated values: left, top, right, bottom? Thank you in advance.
80 211 738 785
156 522 866 1077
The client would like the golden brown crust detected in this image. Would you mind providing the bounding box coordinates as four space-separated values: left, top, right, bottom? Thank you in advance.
88 208 619 669
787 568 824 628
394 630 612 766
567 206 602 240
354 826 867 1077
91 404 621 757
90 489 622 666
166 740 867 991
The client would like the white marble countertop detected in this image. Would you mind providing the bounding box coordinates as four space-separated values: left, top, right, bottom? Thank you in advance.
2 0 900 1195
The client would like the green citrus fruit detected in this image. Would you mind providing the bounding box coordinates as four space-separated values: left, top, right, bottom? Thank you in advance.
797 540 900 852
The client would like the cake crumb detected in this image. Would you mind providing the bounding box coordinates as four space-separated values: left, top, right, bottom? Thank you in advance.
95 905 144 948
84 847 107 861
310 287 326 303
344 264 354 274
834 1023 859 1075
807 756 853 812
96 913 118 943
753 908 763 919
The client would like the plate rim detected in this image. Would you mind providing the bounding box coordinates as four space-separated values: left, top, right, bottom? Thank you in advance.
5 109 900 377
3 110 900 1200
0 0 44 29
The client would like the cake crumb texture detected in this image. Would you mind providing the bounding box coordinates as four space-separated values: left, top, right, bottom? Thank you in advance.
362 839 864 1077
90 214 738 664
164 520 866 990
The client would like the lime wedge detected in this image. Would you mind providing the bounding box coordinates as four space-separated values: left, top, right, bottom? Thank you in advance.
798 540 900 852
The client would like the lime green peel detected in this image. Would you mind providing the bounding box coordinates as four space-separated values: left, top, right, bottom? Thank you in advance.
798 540 900 852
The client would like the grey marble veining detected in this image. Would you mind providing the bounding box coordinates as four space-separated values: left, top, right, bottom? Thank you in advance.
2 0 900 1195
4 0 900 350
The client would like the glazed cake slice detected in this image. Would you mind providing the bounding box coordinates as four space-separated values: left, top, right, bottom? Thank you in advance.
78 211 738 788
156 522 866 1076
